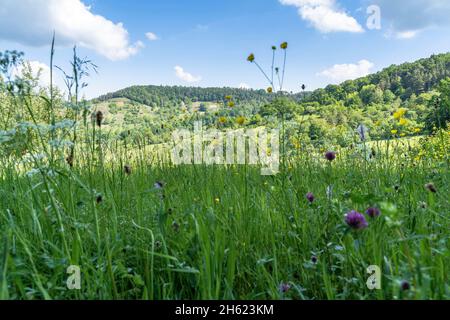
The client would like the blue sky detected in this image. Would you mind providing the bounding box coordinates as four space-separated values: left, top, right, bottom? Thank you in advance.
0 0 449 98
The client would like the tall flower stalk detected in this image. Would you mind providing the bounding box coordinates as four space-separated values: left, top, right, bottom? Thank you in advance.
247 42 288 93
280 42 288 91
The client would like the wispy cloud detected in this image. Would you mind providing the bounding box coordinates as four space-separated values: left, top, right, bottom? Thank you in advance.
318 59 374 82
145 32 159 41
174 66 202 83
395 30 420 39
195 24 209 32
0 0 143 60
279 0 364 33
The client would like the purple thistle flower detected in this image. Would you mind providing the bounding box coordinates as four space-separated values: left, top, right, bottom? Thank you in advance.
324 151 336 162
365 207 381 218
279 283 291 293
306 192 315 203
345 210 368 230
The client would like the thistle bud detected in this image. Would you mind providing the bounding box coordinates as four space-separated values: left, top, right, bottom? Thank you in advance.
95 111 104 127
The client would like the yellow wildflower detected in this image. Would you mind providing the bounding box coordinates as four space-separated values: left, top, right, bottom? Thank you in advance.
393 108 407 119
236 116 246 125
247 53 255 63
267 87 273 93
280 42 288 49
218 117 227 124
399 118 408 126
391 129 398 135
227 101 235 108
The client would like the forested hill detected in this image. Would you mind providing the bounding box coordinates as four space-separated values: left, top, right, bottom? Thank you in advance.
95 53 450 108
94 85 302 108
304 53 450 106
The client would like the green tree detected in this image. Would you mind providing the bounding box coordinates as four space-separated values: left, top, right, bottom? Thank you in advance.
359 84 383 105
425 78 450 130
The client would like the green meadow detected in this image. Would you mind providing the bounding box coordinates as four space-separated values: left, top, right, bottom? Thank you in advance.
0 46 449 300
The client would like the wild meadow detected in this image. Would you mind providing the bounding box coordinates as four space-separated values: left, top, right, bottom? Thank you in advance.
0 45 449 300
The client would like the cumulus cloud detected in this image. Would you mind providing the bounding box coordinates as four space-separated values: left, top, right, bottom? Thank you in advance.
279 0 364 33
372 0 450 39
12 61 51 88
318 59 374 82
0 0 143 60
145 32 159 41
174 66 202 83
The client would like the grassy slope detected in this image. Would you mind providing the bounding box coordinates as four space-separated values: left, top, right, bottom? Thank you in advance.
0 135 448 300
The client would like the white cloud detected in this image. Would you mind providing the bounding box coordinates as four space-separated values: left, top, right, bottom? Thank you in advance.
373 0 450 39
0 0 143 60
239 83 250 89
395 30 420 39
12 61 51 88
279 0 364 33
318 59 374 82
174 66 202 83
145 32 159 41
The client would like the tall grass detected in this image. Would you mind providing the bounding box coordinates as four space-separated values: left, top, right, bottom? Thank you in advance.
0 135 448 299
0 44 448 300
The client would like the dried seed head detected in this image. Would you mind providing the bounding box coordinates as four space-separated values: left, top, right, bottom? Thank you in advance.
95 111 104 127
66 148 74 167
400 280 411 291
425 183 437 193
124 165 132 175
